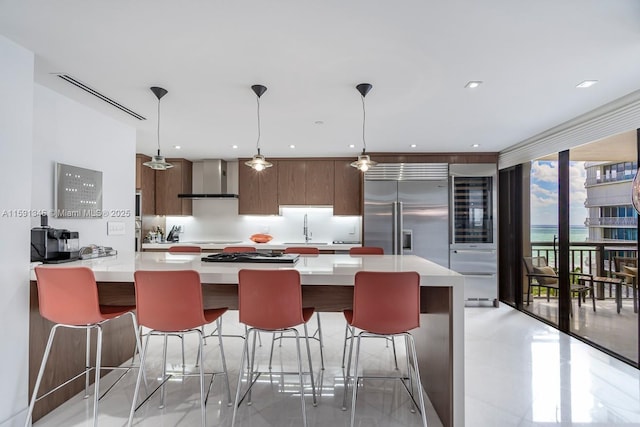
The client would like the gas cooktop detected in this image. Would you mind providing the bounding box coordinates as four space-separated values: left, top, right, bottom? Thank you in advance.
201 252 299 263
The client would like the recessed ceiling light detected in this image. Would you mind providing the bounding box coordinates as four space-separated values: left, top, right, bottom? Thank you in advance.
465 81 483 89
289 144 295 149
410 144 417 148
472 144 480 148
314 120 324 125
348 144 355 148
576 80 598 88
173 145 181 149
232 145 238 149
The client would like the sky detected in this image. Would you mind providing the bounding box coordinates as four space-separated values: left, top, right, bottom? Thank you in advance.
530 160 588 226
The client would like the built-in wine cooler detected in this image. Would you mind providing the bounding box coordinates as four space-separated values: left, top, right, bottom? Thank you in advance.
449 164 498 306
451 175 493 244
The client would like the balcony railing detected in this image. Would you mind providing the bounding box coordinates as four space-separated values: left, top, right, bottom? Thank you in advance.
531 241 637 276
585 176 634 186
585 217 638 226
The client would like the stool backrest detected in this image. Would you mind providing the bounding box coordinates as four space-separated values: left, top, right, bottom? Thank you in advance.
351 271 420 335
168 246 202 253
349 246 384 255
238 269 304 329
284 247 319 255
223 246 257 253
134 270 206 331
34 266 103 325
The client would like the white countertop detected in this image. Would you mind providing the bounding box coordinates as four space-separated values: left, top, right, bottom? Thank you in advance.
142 241 361 251
30 252 464 287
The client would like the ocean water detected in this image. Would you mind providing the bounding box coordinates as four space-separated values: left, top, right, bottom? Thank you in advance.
531 225 590 269
531 225 589 243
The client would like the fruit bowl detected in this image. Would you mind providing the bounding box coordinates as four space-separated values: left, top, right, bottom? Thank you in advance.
250 233 273 243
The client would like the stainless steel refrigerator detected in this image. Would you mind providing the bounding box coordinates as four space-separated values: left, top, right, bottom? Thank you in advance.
363 177 449 268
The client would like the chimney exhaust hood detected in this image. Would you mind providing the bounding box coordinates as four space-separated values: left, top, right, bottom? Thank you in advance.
178 160 239 199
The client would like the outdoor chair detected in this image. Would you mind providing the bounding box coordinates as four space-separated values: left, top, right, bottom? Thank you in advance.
522 256 595 312
612 256 638 313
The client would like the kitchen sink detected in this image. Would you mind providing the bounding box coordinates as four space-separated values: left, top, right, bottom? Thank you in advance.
282 242 328 245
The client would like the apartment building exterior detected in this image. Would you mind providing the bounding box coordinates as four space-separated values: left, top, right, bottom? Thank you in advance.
584 161 638 242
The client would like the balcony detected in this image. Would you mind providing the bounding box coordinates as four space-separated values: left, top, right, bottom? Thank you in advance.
531 240 636 275
585 217 637 227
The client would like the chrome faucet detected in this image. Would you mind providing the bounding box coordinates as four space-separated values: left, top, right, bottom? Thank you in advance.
303 213 312 243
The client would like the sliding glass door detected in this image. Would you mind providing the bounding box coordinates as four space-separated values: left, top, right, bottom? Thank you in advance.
499 129 639 367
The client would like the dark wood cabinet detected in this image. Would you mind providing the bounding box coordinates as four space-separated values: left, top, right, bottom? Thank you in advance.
135 154 156 215
334 160 362 215
277 161 306 205
305 160 334 205
155 158 192 216
238 160 279 215
277 160 335 205
240 158 357 214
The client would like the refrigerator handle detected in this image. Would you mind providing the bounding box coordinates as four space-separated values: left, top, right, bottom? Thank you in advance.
396 202 404 254
392 202 397 254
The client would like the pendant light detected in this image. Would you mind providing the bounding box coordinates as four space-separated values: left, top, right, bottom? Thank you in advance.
244 84 273 172
350 83 377 172
143 86 174 170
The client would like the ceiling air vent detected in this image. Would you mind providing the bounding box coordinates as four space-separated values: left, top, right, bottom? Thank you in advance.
55 74 146 121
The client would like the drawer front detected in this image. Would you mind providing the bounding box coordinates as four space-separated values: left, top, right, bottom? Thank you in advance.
462 273 498 301
449 249 497 274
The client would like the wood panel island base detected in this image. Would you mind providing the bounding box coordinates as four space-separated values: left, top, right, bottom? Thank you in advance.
29 253 465 426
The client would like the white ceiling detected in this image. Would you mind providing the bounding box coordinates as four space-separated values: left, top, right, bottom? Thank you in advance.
2 0 640 161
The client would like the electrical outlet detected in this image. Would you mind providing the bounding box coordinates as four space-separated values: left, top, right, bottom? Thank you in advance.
176 225 183 233
349 226 356 235
262 226 270 233
107 221 125 236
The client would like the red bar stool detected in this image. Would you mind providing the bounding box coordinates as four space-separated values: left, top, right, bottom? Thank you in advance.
26 266 142 427
273 247 324 370
284 246 320 255
342 271 428 427
232 269 317 427
168 245 202 253
127 270 231 427
222 246 257 253
342 247 397 369
349 246 384 255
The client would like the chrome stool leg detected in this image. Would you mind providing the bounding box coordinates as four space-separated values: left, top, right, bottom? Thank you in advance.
24 325 61 427
303 323 317 406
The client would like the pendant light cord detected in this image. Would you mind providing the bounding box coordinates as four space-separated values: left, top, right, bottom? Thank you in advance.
361 94 367 153
256 95 261 154
156 97 161 155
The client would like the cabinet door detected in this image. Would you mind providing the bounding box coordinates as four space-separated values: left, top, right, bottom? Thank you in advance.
135 155 143 190
306 160 334 205
277 160 306 205
155 159 192 216
239 160 279 215
334 160 362 215
136 154 156 215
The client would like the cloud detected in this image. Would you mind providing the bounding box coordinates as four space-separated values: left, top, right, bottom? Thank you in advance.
531 161 558 183
530 160 588 225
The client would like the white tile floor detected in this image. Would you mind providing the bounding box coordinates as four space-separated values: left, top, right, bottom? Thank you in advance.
33 305 640 426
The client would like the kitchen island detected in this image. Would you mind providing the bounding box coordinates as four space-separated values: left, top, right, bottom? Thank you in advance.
29 252 464 426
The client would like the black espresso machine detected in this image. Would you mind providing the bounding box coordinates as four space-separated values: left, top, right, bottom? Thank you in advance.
31 227 80 263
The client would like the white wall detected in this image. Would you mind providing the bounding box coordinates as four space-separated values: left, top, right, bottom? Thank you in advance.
31 85 137 254
0 40 136 426
0 35 33 427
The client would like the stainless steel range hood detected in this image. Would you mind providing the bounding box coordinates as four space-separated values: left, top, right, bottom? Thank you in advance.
178 159 239 199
